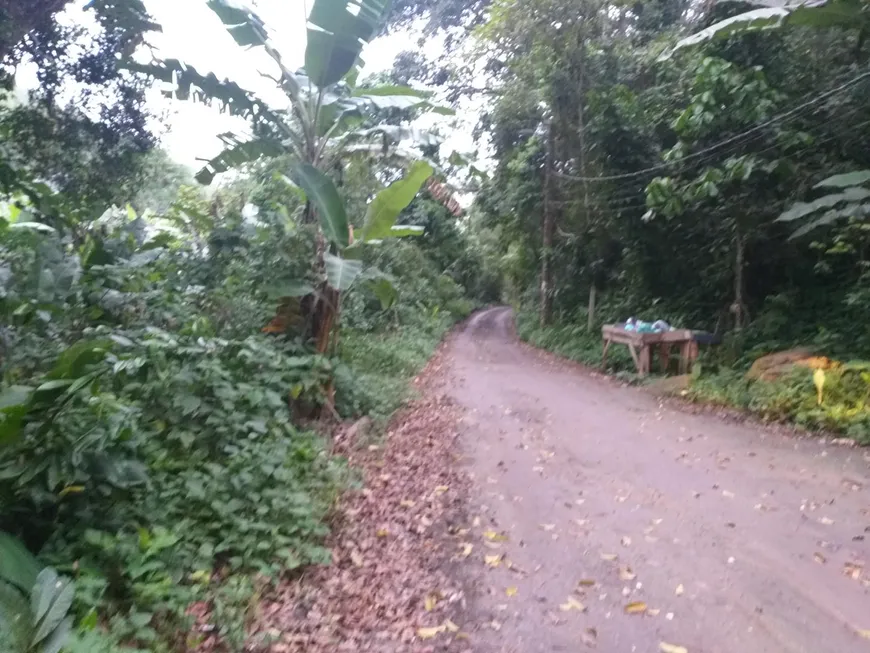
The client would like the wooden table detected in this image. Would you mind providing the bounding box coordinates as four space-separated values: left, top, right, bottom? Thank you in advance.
601 325 700 377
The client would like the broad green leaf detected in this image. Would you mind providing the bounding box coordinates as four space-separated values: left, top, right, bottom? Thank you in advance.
8 221 55 233
206 0 268 47
48 340 112 380
351 85 432 98
126 59 271 120
324 253 363 290
305 0 390 88
31 568 59 626
0 532 40 593
777 188 870 222
667 0 869 56
365 276 398 309
667 8 789 55
40 616 72 653
266 280 315 299
195 135 285 185
389 225 425 237
814 170 870 188
316 102 363 137
361 161 434 241
289 163 349 248
31 570 74 646
789 204 870 239
0 581 31 651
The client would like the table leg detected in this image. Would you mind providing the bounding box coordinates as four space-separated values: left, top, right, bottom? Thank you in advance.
627 343 641 374
601 338 611 369
639 345 650 376
659 343 671 374
679 341 691 374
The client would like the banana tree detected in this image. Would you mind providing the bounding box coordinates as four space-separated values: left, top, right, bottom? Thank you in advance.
131 0 452 355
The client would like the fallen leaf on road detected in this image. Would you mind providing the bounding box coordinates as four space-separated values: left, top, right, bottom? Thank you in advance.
600 553 618 561
559 596 586 612
819 517 835 525
621 536 632 547
506 586 518 597
443 619 459 633
722 490 735 498
813 552 826 564
675 584 684 596
376 528 389 538
582 627 597 647
844 562 863 580
619 566 636 581
400 499 416 508
350 551 364 567
459 543 473 557
857 629 870 639
485 554 502 568
659 643 688 653
418 626 444 640
624 601 647 614
425 593 439 611
541 523 556 531
434 485 449 494
648 608 661 616
577 579 596 588
483 530 508 542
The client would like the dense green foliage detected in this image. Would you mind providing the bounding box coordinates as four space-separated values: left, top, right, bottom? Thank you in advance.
0 146 475 652
10 0 870 647
0 1 480 649
390 0 870 435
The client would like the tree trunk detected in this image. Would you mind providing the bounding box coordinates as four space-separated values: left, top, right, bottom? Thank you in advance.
575 29 594 331
0 0 69 61
733 225 746 330
587 284 596 331
540 121 555 327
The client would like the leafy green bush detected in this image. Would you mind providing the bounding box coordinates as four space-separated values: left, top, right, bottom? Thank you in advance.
687 363 870 444
1 328 343 648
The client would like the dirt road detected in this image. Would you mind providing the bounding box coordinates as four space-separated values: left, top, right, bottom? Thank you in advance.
448 307 870 653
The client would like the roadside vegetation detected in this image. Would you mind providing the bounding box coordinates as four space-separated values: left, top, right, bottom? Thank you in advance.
0 1 488 650
4 0 870 649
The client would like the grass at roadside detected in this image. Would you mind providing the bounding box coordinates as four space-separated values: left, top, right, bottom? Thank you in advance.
338 312 460 419
515 310 636 375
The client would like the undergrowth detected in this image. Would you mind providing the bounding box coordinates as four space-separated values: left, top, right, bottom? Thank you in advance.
687 364 870 444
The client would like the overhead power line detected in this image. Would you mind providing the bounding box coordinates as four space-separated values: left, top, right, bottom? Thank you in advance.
552 71 870 184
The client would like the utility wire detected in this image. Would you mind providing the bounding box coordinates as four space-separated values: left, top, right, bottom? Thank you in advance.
551 71 870 184
552 114 870 220
558 102 870 206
